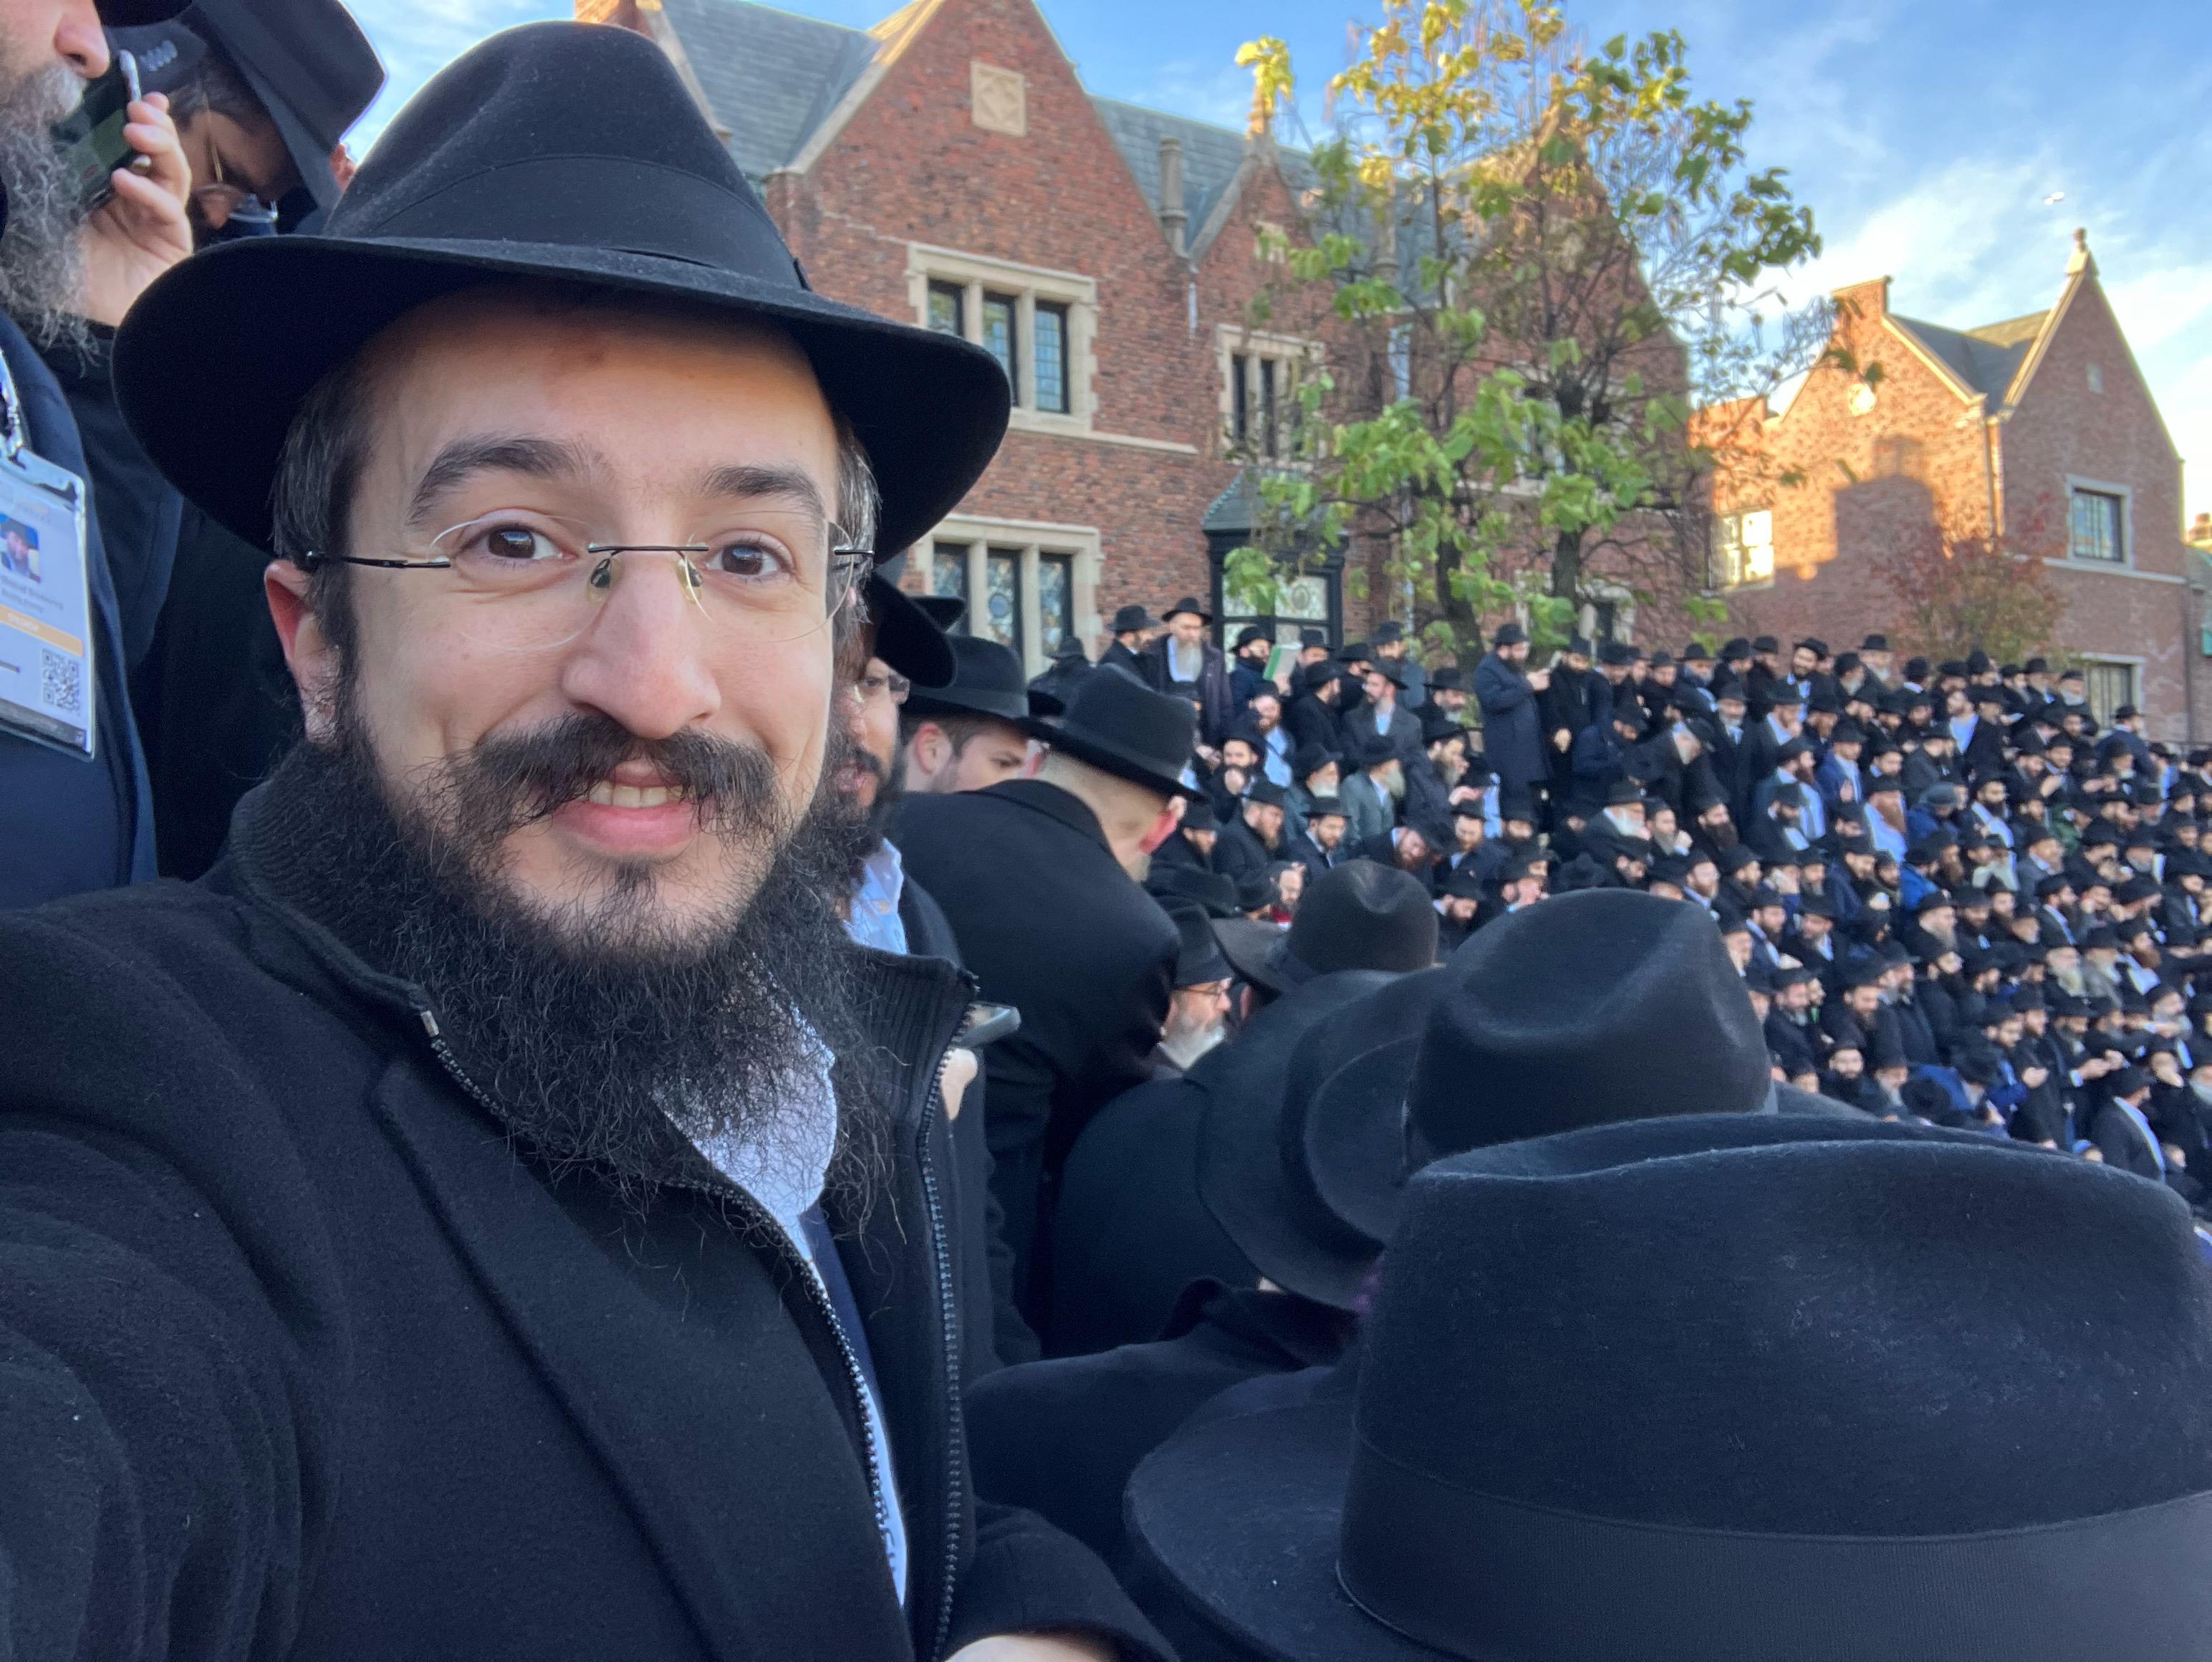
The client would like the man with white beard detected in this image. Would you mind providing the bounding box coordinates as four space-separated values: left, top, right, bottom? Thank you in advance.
0 0 190 906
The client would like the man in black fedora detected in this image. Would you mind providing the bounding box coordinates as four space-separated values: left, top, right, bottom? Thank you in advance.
103 0 388 883
1149 895 1235 1076
968 968 1413 1556
1475 623 1549 803
1139 595 1234 743
898 665 1193 1345
1369 616 1425 708
900 630 1056 796
1101 601 1157 677
0 0 193 909
0 25 1165 1661
1125 1110 2212 1661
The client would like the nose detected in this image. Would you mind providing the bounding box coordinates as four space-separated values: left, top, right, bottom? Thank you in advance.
57 1 109 77
557 552 721 741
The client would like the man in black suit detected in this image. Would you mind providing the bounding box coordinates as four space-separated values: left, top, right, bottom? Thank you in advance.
898 669 1190 1336
1285 795 1351 883
1101 602 1158 678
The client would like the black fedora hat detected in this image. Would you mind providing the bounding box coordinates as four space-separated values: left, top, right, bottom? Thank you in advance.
1045 665 1199 801
913 592 966 630
153 0 385 211
1407 889 1771 1160
1215 862 1437 996
859 552 954 688
903 632 1058 729
112 22 1010 560
1161 595 1212 625
1128 1112 2212 1661
1196 967 1448 1308
1111 603 1160 635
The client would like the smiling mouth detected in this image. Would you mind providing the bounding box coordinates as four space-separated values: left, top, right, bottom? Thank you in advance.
583 780 691 809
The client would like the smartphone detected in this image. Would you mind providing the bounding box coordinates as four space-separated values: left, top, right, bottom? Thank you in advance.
51 50 143 213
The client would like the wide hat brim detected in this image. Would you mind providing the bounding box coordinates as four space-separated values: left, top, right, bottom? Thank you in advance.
112 233 1011 562
1049 719 1204 802
1125 1401 1428 1661
1196 970 1402 1308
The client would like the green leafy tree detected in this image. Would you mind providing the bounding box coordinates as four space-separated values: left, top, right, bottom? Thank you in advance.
1227 0 1827 659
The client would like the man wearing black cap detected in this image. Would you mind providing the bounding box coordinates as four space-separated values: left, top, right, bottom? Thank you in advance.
0 0 191 908
1537 631 1597 797
1149 897 1234 1075
1226 622 1273 706
107 1 387 882
1474 623 1549 802
1211 777 1287 888
1101 601 1156 677
0 27 1165 1659
900 631 1052 796
1340 656 1419 767
1139 595 1234 744
901 666 1192 1350
1369 616 1425 708
1285 792 1350 883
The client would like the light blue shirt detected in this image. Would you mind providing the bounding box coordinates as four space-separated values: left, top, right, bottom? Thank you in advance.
1262 726 1293 789
845 840 909 954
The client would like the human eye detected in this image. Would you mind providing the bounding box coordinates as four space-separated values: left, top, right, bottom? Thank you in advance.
703 531 798 582
441 514 579 568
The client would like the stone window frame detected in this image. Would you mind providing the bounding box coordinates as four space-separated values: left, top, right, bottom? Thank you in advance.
908 244 1098 438
1216 325 1324 462
2056 476 2133 572
2077 654 2143 728
915 514 1103 678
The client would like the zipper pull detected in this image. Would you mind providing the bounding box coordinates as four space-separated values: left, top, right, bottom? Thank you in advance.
418 1008 441 1039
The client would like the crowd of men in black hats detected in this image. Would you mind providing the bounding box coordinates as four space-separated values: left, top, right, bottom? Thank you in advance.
1122 602 2212 1202
1 3 2210 1658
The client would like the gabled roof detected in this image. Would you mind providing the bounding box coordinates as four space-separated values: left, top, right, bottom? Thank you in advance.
658 0 877 180
1092 97 1256 247
655 0 1303 253
1888 309 2048 408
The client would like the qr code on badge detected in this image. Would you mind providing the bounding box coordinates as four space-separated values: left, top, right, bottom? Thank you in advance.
41 647 82 715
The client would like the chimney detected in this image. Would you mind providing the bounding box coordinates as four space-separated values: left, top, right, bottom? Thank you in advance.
1829 277 1891 321
1158 135 1187 256
2189 511 2212 552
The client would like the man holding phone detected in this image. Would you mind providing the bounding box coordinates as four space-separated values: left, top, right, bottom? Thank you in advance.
0 0 190 908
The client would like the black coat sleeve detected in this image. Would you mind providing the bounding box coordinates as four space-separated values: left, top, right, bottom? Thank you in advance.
0 911 337 1662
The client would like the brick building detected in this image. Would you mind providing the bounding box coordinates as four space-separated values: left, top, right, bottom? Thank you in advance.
577 0 1352 675
1703 231 2203 740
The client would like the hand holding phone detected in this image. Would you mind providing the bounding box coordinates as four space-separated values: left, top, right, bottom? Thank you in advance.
60 57 193 327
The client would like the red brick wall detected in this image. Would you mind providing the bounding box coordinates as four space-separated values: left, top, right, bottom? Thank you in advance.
1705 269 2198 740
1995 275 2198 740
750 0 1324 639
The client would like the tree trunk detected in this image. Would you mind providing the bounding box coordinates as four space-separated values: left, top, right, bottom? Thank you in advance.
1549 526 1583 612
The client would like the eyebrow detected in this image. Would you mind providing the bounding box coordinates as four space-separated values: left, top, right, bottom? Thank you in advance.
406 436 603 529
696 463 829 526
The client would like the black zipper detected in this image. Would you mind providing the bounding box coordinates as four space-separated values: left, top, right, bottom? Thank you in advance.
414 1007 895 1584
915 1041 963 1662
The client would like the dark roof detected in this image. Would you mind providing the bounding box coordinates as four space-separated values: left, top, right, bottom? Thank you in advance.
1890 308 2049 407
1092 97 1256 246
660 0 877 181
658 0 1300 248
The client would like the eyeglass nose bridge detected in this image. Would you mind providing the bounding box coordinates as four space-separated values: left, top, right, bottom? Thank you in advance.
584 544 710 610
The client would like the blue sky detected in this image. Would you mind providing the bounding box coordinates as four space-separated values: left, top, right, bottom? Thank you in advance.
342 0 2211 526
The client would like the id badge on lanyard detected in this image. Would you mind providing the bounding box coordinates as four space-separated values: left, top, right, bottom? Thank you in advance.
0 347 95 760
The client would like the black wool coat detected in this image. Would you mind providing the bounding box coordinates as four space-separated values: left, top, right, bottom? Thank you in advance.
966 1282 1347 1559
0 786 1166 1662
895 780 1178 1335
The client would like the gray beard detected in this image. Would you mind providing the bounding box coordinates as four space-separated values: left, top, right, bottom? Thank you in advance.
1159 1017 1226 1070
0 60 90 349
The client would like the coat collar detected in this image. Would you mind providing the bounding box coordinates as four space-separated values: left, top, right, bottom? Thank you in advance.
980 777 1115 858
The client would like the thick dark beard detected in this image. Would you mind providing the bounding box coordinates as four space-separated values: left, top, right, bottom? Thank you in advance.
835 743 902 888
266 709 889 1216
0 59 90 350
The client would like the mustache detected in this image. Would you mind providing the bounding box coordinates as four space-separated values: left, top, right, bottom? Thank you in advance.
427 711 791 851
